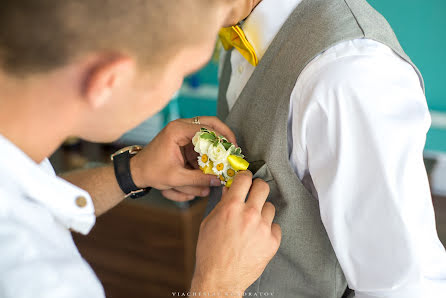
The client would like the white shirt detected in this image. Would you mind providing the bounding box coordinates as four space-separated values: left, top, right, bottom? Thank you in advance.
223 0 446 297
0 135 104 298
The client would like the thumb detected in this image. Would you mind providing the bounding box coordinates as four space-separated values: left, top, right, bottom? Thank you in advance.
175 168 222 187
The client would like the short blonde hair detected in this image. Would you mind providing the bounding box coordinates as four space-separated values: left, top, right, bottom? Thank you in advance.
0 0 219 76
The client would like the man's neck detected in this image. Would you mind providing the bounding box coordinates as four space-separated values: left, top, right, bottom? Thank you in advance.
0 75 75 164
242 0 302 60
0 119 65 164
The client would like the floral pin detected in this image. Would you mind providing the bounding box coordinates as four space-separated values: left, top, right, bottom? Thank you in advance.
192 128 249 187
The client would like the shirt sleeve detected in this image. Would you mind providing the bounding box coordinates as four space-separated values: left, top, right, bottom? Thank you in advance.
290 48 435 297
0 214 104 298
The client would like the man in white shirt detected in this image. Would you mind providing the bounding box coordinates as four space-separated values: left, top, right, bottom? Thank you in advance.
204 0 446 297
0 1 282 298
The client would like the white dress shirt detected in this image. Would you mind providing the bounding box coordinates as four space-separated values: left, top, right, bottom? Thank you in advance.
223 0 446 297
0 135 104 298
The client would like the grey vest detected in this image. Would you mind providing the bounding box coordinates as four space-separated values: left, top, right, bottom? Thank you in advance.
205 0 424 297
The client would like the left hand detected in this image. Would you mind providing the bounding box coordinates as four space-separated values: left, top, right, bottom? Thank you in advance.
130 117 237 202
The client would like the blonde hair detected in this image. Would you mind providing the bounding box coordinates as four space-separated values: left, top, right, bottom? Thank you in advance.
0 0 219 76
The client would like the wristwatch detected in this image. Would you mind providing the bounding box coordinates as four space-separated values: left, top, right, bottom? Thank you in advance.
111 145 151 199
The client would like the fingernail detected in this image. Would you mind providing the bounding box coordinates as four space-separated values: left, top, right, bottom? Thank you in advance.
201 188 210 197
210 178 221 187
187 195 195 200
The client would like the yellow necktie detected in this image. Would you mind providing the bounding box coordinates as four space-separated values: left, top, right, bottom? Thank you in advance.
219 25 259 66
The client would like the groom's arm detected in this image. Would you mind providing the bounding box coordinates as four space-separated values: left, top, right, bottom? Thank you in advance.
290 41 437 297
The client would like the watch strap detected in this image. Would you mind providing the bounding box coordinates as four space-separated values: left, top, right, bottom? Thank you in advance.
113 151 139 194
112 150 151 199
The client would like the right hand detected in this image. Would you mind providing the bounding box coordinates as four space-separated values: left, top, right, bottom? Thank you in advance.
191 171 282 296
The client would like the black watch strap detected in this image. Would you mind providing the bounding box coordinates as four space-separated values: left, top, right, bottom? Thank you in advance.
112 147 151 199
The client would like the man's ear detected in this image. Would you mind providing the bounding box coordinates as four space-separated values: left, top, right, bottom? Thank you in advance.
83 55 135 108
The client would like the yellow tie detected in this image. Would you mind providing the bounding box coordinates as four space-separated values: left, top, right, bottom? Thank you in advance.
219 25 259 66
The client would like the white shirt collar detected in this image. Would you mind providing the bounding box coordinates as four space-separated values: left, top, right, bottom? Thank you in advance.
242 0 303 60
0 134 95 235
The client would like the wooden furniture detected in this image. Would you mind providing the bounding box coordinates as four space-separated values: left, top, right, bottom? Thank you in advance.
72 194 207 298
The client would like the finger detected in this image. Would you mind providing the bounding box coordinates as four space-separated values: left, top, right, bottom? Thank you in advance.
246 178 270 212
174 168 222 187
271 223 282 250
161 189 195 202
167 121 204 147
174 185 210 197
193 116 237 146
222 185 229 196
169 121 228 147
261 202 276 225
221 171 253 204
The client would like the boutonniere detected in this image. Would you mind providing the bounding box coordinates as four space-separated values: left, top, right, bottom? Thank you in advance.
192 128 249 187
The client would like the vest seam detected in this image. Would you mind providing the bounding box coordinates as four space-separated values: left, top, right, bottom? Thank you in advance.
343 0 366 37
218 49 233 119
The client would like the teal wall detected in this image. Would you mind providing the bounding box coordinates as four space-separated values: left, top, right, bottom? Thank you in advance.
368 0 446 111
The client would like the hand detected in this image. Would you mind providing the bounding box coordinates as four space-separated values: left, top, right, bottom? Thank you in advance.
191 171 282 295
222 0 262 27
130 117 237 201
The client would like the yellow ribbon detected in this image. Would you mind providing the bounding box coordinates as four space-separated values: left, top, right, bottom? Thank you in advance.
219 25 259 66
228 155 250 171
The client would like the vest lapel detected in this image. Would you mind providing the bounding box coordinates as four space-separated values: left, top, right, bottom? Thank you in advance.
217 50 232 120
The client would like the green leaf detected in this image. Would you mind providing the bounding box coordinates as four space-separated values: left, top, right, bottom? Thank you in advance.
228 146 244 158
222 141 232 150
234 148 244 158
200 133 216 141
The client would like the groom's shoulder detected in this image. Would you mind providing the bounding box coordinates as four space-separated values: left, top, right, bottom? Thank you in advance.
299 38 420 94
292 38 424 113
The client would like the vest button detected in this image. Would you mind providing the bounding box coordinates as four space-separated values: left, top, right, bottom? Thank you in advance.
75 196 88 208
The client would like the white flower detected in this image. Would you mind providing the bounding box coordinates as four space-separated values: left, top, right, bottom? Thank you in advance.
192 132 201 146
197 154 210 168
225 167 236 179
207 143 230 163
192 132 212 155
212 160 230 176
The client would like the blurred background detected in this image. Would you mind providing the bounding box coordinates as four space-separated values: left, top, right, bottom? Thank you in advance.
50 1 446 297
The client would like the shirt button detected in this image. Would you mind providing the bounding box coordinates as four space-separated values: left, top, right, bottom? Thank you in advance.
75 196 88 208
238 65 244 74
